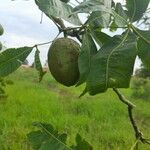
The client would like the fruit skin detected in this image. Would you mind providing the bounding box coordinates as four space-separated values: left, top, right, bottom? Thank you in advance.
60 0 70 3
0 24 4 36
48 38 80 86
0 42 2 50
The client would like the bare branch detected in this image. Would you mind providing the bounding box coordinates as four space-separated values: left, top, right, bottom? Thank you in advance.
35 32 61 47
113 88 150 148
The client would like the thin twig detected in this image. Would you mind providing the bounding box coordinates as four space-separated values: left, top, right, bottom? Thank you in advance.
113 88 150 148
40 12 43 24
75 0 80 4
49 16 85 40
35 32 61 47
50 16 66 30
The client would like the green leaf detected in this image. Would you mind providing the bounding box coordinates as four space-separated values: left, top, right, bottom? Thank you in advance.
111 10 128 27
87 0 112 28
35 49 46 82
86 31 137 95
90 28 111 46
137 29 150 69
27 122 70 150
88 11 110 28
35 0 81 25
126 0 149 22
0 24 4 36
115 3 128 20
27 130 48 150
73 0 127 27
77 32 97 87
28 122 92 150
113 2 128 27
73 1 111 14
109 20 118 32
0 42 2 51
71 134 93 150
0 47 33 77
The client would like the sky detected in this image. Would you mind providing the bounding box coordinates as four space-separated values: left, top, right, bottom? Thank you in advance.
0 0 59 65
0 0 141 68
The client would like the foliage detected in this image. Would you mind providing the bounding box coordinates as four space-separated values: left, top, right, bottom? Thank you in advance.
0 78 13 99
35 47 47 82
0 24 4 36
35 0 81 25
0 0 150 149
0 0 149 96
135 64 150 78
132 64 150 100
131 77 150 100
0 25 13 99
27 122 92 150
0 24 4 51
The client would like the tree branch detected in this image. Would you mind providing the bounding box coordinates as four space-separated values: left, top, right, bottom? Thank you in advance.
50 16 85 42
113 88 150 148
34 32 61 47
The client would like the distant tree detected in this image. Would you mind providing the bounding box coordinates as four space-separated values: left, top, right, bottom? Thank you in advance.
135 64 150 78
30 62 34 68
44 60 48 67
22 59 29 65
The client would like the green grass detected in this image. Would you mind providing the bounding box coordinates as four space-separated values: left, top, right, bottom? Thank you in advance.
0 68 150 150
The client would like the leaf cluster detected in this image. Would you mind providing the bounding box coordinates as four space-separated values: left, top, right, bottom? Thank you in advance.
0 0 149 96
0 78 13 99
27 122 93 150
0 0 150 149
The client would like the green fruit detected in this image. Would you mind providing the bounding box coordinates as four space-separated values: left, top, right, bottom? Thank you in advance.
0 42 2 50
0 24 4 36
48 38 80 86
60 0 70 3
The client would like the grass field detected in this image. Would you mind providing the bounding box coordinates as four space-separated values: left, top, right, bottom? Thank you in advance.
0 68 150 150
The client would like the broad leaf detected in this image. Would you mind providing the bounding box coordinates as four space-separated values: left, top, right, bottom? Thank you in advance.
111 10 128 27
0 47 33 77
27 122 69 150
137 29 150 69
35 49 46 82
35 0 81 25
74 0 127 28
126 0 149 22
73 1 111 14
110 3 128 27
71 134 93 150
27 130 48 150
28 122 92 150
115 3 128 20
87 0 112 28
86 32 137 95
88 11 110 28
90 28 111 46
77 32 97 86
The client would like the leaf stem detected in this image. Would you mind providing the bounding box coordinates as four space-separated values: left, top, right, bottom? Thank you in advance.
130 25 150 44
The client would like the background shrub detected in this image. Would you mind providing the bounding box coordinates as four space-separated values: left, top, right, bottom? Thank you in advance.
131 77 150 100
